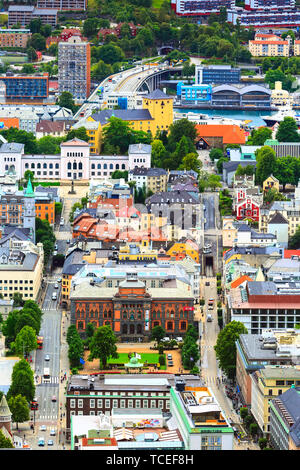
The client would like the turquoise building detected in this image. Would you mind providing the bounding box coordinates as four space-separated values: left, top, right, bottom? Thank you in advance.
177 82 212 104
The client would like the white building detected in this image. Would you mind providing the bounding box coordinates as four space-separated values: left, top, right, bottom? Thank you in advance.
0 140 152 181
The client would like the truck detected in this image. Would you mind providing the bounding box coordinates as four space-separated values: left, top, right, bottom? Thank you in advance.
43 367 51 383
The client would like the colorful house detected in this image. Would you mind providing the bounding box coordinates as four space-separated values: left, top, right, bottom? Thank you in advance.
195 124 246 149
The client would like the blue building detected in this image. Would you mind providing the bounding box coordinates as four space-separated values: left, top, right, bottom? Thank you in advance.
195 65 241 85
177 82 212 104
0 73 49 103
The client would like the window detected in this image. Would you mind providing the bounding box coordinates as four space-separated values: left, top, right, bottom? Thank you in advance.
97 399 103 408
105 399 110 408
136 400 141 408
143 400 148 408
70 399 76 408
150 400 156 408
78 399 83 408
120 400 126 408
128 400 133 408
90 399 95 408
112 399 118 408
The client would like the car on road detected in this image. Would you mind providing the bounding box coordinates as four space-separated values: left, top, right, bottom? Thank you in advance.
54 283 59 289
52 292 57 301
44 354 50 361
57 277 62 283
51 395 57 402
48 439 54 446
53 250 58 256
40 425 46 431
50 429 56 436
207 314 213 322
60 218 64 226
175 337 183 342
168 361 174 367
67 239 70 244
167 354 172 360
54 243 58 250
38 437 45 446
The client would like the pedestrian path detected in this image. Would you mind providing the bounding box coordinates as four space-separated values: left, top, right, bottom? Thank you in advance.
37 376 60 385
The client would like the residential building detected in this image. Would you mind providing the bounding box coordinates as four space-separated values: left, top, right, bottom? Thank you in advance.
269 386 300 450
271 81 293 106
267 212 289 248
227 8 300 29
58 36 91 102
195 65 241 85
234 224 277 247
236 329 300 407
37 0 87 10
245 0 295 9
170 0 235 16
35 119 71 139
72 119 101 154
70 270 195 340
195 124 246 150
0 73 49 104
263 174 280 193
128 167 168 193
222 161 257 187
0 299 14 322
8 6 58 28
0 29 31 48
249 34 289 57
166 238 200 264
250 366 300 435
222 216 239 248
228 146 260 162
234 186 262 223
0 239 43 301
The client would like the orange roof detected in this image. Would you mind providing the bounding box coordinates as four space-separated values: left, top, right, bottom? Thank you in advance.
255 33 280 39
284 250 300 259
231 275 253 289
195 124 246 145
250 40 288 45
0 117 19 129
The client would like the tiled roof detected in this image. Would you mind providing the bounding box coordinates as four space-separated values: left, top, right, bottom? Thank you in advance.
92 109 153 126
195 124 246 145
36 119 65 133
231 275 253 289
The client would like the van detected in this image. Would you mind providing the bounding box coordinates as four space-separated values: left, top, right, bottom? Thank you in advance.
52 292 57 301
207 314 213 322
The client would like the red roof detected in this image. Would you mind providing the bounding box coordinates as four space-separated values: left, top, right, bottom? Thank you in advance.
195 124 246 145
284 250 300 259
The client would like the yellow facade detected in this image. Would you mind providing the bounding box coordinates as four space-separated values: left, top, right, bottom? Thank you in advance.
147 173 168 193
118 243 158 263
251 367 300 435
85 117 102 154
167 242 200 263
249 40 289 57
263 174 280 193
142 93 173 136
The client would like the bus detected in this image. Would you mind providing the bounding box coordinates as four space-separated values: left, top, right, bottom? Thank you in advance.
37 336 44 349
43 368 51 383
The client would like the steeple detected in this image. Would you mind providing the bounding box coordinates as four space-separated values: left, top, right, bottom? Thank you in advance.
0 395 12 434
25 177 34 197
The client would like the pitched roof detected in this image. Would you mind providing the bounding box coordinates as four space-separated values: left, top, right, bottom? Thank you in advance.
61 138 89 147
195 124 246 145
231 275 253 289
144 89 173 100
268 212 288 225
284 250 300 259
36 119 65 134
91 109 153 126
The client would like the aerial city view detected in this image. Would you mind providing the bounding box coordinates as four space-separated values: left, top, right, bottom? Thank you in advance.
1 0 300 455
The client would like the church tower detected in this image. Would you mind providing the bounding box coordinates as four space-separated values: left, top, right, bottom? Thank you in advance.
0 394 12 435
142 89 173 137
23 177 36 244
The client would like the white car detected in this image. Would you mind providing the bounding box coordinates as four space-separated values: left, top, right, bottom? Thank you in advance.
50 429 56 436
54 283 59 289
52 292 57 301
40 425 46 431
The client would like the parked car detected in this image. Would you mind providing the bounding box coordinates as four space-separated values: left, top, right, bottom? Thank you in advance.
39 425 46 431
50 429 56 436
44 354 50 361
38 437 45 446
51 395 57 402
48 439 54 446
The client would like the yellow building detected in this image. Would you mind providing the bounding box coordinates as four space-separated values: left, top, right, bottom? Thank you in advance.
72 118 102 154
249 34 289 57
166 239 200 263
118 243 158 263
250 366 300 435
263 174 280 193
222 216 238 248
88 89 174 149
294 40 300 56
271 81 293 107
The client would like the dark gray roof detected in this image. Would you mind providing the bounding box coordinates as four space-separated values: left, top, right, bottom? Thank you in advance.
130 167 167 176
272 387 300 447
92 109 153 126
0 142 24 153
62 249 86 276
145 89 173 100
238 224 251 232
146 190 199 205
247 281 277 296
223 161 256 172
268 212 289 225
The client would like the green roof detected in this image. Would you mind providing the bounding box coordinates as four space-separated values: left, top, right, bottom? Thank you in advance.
25 177 34 197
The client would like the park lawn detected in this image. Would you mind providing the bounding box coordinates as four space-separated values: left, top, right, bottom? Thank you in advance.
107 352 161 365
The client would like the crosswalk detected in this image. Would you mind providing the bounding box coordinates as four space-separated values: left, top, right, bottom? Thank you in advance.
201 376 223 387
38 376 60 385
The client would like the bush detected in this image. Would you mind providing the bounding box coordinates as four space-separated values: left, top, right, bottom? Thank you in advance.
159 354 165 366
200 298 205 306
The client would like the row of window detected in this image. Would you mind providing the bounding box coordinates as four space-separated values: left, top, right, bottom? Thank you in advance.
70 398 169 410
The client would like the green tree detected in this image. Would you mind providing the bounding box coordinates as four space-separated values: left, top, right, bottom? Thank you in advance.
28 33 46 51
276 117 300 142
88 325 118 369
7 359 35 403
0 128 37 154
27 46 37 62
68 330 84 368
168 119 197 152
66 127 89 143
57 91 76 113
209 148 223 161
151 139 167 168
29 18 42 34
102 117 132 154
248 127 272 146
289 225 300 249
12 292 24 308
255 146 277 186
150 325 166 344
14 326 38 357
0 429 14 448
83 17 99 38
98 44 125 64
37 135 62 154
8 394 30 430
214 321 248 378
179 152 202 174
258 437 268 450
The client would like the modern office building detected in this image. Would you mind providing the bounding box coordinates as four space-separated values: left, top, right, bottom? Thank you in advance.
0 29 31 48
177 83 212 105
58 36 91 102
0 73 49 104
195 65 241 85
8 6 58 28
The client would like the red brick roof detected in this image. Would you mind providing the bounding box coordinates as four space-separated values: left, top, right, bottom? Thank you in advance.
195 124 246 145
284 250 300 259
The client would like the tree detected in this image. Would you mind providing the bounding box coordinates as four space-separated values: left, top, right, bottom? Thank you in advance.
168 119 197 152
150 325 166 344
258 437 268 450
276 117 300 143
151 139 167 168
235 164 255 176
14 326 38 357
0 429 14 448
209 148 223 161
214 321 248 378
66 127 89 143
7 359 35 403
98 44 125 64
0 128 37 154
15 312 39 336
27 46 37 62
57 91 76 113
185 324 198 342
289 225 300 249
29 18 42 34
68 331 84 368
83 17 99 38
12 292 24 308
179 152 202 174
37 135 62 154
111 170 128 180
8 394 30 430
28 33 46 51
255 146 277 186
207 174 222 190
181 339 200 369
248 127 272 146
102 117 133 154
88 325 118 369
216 157 228 174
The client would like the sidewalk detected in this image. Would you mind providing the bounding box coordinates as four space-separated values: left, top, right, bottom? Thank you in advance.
58 309 70 449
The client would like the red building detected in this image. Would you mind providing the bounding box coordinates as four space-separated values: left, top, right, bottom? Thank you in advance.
70 273 194 341
236 197 260 222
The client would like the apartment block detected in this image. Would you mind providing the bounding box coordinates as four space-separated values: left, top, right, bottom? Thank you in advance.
0 29 31 48
58 36 91 101
8 6 58 28
249 34 289 57
36 0 86 10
